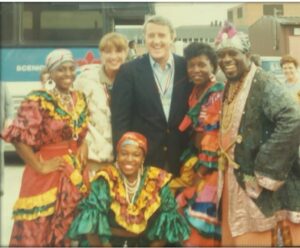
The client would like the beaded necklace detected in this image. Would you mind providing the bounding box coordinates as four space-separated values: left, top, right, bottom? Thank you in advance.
224 80 244 104
115 162 142 204
221 78 246 132
123 170 141 204
50 87 79 140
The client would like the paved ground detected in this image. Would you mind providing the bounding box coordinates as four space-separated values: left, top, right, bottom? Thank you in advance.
1 164 23 246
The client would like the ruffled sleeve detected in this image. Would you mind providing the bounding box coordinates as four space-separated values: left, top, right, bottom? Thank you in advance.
1 95 43 147
146 184 190 243
68 178 111 245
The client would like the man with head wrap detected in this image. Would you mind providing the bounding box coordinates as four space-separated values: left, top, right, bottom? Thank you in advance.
215 22 300 246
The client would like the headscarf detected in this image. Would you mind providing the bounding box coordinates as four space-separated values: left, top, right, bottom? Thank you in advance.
215 21 250 53
117 132 148 154
45 49 74 72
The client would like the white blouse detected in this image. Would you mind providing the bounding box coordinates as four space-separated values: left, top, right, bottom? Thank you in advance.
74 64 114 163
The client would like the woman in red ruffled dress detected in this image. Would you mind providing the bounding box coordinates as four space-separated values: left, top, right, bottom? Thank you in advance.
1 49 89 246
170 42 224 246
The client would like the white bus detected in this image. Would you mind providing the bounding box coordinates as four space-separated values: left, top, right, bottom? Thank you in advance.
1 2 154 153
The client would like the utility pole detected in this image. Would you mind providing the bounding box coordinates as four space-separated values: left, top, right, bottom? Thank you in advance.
273 8 279 50
0 83 3 246
273 7 281 17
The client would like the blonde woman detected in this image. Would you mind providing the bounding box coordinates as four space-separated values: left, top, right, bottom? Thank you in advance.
74 33 128 178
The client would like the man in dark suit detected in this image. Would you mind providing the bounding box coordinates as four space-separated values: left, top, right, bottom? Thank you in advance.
111 16 192 176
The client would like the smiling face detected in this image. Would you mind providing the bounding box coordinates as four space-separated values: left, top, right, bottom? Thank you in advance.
117 144 144 182
217 47 251 82
187 55 214 86
282 62 298 83
144 22 174 66
50 62 75 93
101 46 127 75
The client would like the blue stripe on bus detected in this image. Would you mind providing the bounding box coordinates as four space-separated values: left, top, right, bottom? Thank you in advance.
1 48 100 82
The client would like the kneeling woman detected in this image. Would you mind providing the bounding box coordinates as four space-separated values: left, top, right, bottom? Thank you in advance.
68 132 190 247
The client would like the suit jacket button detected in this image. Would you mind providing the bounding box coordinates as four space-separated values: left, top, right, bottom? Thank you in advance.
163 146 168 151
166 128 170 133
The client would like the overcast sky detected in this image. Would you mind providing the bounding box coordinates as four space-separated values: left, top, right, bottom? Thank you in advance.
155 3 239 27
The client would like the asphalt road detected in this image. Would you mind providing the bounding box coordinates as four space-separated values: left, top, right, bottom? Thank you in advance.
1 154 23 246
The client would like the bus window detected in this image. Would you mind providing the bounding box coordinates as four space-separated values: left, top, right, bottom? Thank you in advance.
21 3 104 45
0 3 15 44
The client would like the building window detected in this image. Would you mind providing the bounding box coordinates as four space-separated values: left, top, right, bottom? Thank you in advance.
293 28 300 35
263 4 283 16
21 3 104 43
0 3 14 44
228 10 233 22
237 7 243 18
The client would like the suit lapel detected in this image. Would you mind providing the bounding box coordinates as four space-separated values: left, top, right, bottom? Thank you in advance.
138 54 166 122
169 54 185 124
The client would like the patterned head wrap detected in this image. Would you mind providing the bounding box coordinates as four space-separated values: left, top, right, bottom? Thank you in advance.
117 132 148 155
215 21 251 53
45 49 74 72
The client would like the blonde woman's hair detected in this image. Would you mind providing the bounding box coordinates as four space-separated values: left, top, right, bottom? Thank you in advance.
99 32 128 53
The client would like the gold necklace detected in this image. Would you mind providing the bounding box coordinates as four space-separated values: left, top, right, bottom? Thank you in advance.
224 81 243 104
221 81 244 132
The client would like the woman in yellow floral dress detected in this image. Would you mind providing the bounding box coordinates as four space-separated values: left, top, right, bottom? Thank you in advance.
68 132 190 247
1 49 89 246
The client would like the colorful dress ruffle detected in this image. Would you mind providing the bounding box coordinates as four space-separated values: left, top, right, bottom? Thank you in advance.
1 90 89 246
68 164 190 247
170 82 224 246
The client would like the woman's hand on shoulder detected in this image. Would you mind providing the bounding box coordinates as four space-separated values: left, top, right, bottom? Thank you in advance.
209 73 216 83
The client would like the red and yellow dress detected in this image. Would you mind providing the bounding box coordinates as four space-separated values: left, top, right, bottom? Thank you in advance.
170 82 224 246
1 90 89 246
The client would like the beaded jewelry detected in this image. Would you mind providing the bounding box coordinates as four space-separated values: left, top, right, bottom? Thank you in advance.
115 162 143 204
50 87 79 140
